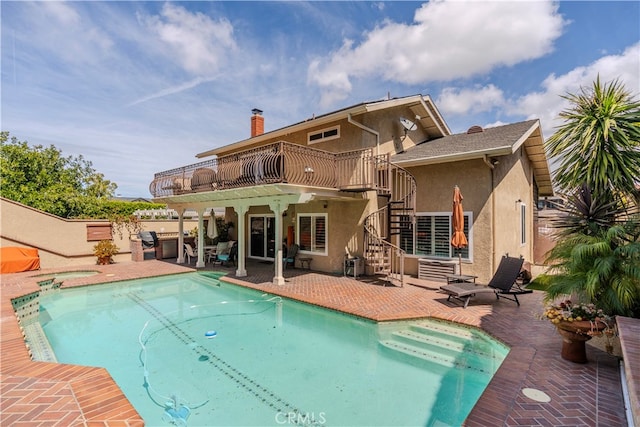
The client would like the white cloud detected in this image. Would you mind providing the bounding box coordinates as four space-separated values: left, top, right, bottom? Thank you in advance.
41 2 80 25
436 84 505 115
141 3 237 76
432 42 640 139
20 2 114 64
483 120 509 129
511 42 640 138
308 0 566 107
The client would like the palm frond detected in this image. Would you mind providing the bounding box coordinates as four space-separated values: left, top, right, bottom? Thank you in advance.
545 76 640 200
551 184 626 236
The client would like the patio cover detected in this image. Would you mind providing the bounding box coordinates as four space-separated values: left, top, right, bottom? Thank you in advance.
1 247 40 273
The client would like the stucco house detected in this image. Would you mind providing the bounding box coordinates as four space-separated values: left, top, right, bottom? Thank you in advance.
149 94 553 285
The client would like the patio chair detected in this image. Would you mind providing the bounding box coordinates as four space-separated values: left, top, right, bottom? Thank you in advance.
283 244 299 269
216 241 237 267
439 255 532 308
208 241 230 264
183 244 196 264
205 241 224 263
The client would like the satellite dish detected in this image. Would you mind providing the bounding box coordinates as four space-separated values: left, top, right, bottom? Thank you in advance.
400 117 417 132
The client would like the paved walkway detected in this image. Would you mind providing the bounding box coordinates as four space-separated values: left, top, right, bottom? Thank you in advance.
0 260 631 426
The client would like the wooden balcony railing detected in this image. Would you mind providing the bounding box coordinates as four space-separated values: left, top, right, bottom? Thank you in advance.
149 141 388 198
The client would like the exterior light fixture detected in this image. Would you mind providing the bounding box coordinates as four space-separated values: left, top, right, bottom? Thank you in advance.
304 166 314 183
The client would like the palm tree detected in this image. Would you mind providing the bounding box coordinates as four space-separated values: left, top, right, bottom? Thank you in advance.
545 76 640 205
540 185 640 317
537 77 640 317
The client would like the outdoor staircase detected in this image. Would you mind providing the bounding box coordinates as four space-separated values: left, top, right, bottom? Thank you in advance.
378 320 508 376
363 163 416 286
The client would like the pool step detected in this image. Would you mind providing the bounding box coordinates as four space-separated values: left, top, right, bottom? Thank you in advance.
409 320 493 345
391 329 499 359
378 320 507 374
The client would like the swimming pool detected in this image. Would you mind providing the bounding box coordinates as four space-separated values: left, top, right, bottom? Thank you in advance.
39 272 508 426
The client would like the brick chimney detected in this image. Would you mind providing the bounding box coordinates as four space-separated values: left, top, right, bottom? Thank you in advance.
251 108 264 137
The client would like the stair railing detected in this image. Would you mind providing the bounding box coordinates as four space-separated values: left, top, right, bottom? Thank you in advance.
364 212 405 287
363 163 416 287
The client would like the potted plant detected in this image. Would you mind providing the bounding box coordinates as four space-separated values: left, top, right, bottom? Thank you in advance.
93 240 119 265
542 299 615 363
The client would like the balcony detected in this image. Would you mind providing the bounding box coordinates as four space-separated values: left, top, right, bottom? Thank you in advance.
149 141 391 199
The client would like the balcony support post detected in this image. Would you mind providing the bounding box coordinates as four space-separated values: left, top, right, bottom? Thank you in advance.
233 204 248 277
269 200 289 286
177 209 186 263
196 208 206 268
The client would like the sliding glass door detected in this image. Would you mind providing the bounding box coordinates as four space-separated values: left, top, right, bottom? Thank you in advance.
249 215 276 260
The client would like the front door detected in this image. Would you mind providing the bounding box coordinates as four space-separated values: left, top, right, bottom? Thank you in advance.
249 215 276 260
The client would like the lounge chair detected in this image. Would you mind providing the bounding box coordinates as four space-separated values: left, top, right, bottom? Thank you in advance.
439 255 532 308
284 244 299 269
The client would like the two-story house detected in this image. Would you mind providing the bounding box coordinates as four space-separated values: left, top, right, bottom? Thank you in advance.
149 94 553 286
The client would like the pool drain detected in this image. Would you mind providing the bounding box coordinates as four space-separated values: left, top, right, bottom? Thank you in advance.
522 388 551 402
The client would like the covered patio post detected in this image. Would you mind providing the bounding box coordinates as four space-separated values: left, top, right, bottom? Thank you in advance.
196 208 206 268
269 201 289 286
233 205 248 277
177 208 185 263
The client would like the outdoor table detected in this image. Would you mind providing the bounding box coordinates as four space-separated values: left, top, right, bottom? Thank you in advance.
298 257 312 270
446 274 477 284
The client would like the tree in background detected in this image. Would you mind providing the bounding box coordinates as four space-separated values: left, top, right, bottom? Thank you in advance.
538 78 640 317
1 131 116 217
1 132 165 226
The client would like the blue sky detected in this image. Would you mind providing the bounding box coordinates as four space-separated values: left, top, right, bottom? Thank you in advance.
2 1 639 197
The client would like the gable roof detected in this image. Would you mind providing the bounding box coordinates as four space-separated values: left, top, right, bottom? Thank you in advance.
196 94 451 158
393 119 554 196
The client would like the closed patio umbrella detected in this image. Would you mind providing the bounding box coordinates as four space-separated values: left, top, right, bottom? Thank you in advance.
207 212 218 240
451 185 468 274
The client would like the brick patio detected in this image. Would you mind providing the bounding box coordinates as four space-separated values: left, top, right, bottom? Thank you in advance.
1 259 634 426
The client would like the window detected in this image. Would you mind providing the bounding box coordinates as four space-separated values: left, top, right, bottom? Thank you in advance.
86 224 112 241
307 126 340 144
400 213 471 259
297 213 327 255
520 203 526 246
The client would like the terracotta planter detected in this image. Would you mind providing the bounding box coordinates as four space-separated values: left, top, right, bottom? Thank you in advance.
555 320 606 363
97 256 112 265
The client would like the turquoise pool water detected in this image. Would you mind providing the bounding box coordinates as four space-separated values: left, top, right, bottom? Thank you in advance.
39 272 508 426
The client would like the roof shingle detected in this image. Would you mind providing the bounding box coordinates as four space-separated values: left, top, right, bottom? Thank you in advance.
393 119 540 163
